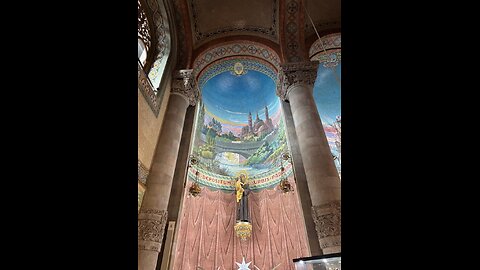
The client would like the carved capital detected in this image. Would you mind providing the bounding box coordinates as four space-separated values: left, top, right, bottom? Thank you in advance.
276 61 319 101
171 69 200 106
312 201 341 251
138 209 168 252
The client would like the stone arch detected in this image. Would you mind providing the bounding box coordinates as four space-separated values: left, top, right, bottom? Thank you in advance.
309 32 341 66
144 0 172 89
191 40 282 81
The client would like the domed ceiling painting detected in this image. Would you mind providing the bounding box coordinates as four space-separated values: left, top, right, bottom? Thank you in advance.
192 60 287 181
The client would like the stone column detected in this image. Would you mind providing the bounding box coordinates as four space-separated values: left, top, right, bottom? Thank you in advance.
277 61 341 254
138 70 199 270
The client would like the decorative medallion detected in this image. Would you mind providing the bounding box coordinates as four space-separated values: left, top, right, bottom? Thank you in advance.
234 221 252 241
232 62 247 76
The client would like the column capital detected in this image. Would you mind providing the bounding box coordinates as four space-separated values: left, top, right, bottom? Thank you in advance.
171 69 200 106
276 61 319 101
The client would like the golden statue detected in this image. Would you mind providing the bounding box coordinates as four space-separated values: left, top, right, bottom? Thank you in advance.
235 172 248 203
234 172 251 239
235 178 245 203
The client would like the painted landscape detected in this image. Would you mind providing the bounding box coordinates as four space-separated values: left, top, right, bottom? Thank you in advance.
192 68 287 177
313 61 341 174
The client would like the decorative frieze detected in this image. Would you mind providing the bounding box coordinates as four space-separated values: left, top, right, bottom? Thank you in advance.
309 33 341 59
138 209 168 252
187 163 294 191
171 69 200 106
192 41 281 77
311 201 341 250
276 61 319 101
146 0 170 88
309 33 341 68
197 58 278 88
138 61 162 116
284 0 303 62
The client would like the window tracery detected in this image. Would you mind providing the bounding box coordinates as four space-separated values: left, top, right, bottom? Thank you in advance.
138 0 152 59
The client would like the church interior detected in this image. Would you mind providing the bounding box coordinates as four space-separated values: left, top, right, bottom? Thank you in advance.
138 0 341 269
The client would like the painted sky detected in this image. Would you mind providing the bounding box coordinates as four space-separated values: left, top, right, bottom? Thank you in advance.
313 62 341 170
313 63 341 126
202 69 281 136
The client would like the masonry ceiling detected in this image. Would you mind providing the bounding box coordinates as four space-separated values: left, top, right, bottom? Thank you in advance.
187 0 279 48
304 0 341 38
171 0 340 68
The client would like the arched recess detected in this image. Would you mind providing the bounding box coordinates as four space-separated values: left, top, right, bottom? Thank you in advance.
172 42 310 270
309 32 342 176
191 40 285 186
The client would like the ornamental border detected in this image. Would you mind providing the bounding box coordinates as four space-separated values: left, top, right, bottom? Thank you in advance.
192 41 281 79
187 163 294 191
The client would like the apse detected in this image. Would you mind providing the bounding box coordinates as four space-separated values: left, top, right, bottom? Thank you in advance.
192 59 288 182
313 62 341 175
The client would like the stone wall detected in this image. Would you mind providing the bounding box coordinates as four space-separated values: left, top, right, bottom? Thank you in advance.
138 83 171 169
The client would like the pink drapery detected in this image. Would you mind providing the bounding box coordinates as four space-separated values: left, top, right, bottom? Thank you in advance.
172 178 309 270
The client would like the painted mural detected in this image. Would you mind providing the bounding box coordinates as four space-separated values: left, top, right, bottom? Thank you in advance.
192 62 288 181
313 60 341 176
